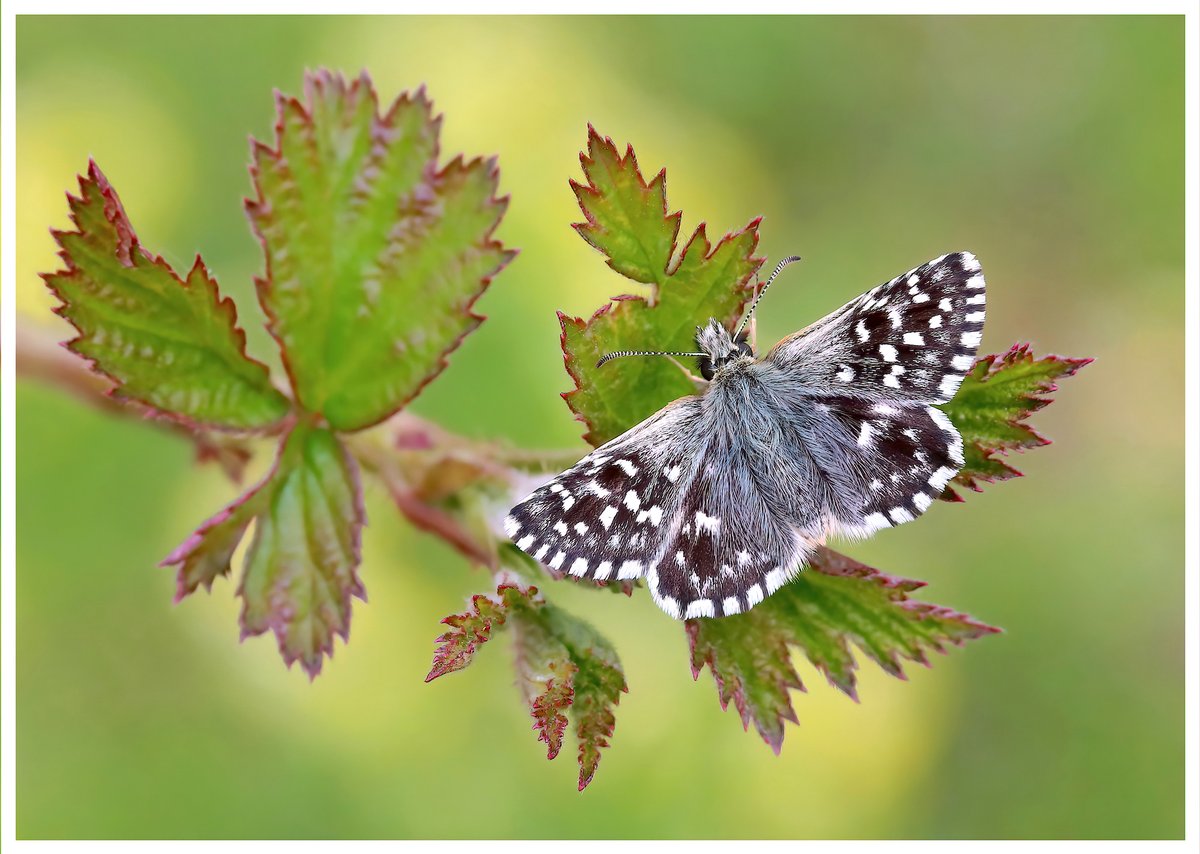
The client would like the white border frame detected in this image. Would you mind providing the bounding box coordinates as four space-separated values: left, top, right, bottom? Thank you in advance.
1 3 1196 849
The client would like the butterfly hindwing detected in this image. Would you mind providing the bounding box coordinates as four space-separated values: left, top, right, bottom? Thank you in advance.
791 394 966 537
646 447 813 619
766 251 986 403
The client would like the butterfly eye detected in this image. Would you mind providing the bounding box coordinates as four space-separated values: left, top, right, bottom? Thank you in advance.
698 356 716 381
736 339 754 358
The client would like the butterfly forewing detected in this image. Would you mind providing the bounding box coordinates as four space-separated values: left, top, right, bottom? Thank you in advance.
766 251 986 404
505 397 703 585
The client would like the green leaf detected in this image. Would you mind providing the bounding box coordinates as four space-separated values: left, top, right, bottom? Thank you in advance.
427 576 627 790
945 344 1092 493
42 161 290 430
687 547 1000 753
561 126 764 446
248 70 517 432
163 420 366 679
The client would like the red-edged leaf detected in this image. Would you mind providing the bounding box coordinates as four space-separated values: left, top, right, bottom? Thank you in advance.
427 576 626 790
248 70 516 432
160 464 275 602
944 344 1092 493
42 161 290 430
425 580 541 681
163 420 366 679
561 126 764 446
528 664 575 761
687 547 999 753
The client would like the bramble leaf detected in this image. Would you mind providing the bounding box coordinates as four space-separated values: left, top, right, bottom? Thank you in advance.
248 70 516 432
164 420 366 678
161 474 269 602
42 161 290 430
561 126 764 446
427 576 626 790
945 344 1092 493
424 581 538 681
687 548 1000 753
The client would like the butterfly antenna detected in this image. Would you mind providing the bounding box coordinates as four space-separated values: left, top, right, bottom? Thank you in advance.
734 255 802 339
596 349 707 369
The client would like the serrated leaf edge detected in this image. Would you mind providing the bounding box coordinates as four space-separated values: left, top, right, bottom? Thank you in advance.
43 160 288 434
245 68 517 432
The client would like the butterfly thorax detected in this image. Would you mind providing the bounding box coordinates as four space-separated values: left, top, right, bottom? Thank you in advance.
695 318 754 381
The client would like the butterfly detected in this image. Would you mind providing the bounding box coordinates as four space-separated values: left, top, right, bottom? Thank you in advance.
504 251 985 620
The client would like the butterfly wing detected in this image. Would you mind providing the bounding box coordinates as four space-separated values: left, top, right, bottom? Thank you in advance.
766 251 986 404
644 429 815 619
767 391 966 538
505 396 707 589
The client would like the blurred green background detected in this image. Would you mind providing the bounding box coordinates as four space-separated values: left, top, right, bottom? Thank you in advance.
14 15 1183 840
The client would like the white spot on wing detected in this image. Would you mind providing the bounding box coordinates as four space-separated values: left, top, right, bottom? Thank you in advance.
695 511 721 535
966 273 985 289
503 516 520 538
616 458 639 475
929 466 957 491
913 492 933 512
553 521 568 536
549 551 566 570
939 374 963 398
929 315 943 329
684 599 715 619
879 344 898 362
624 490 641 511
858 421 874 447
600 505 618 529
889 507 914 524
951 354 975 371
594 561 613 580
862 512 890 533
837 364 854 382
574 522 589 536
617 560 643 579
764 567 789 593
517 534 535 550
856 320 869 342
903 332 925 346
569 558 589 577
585 480 611 498
912 293 930 303
961 331 982 348
722 597 742 615
747 584 764 607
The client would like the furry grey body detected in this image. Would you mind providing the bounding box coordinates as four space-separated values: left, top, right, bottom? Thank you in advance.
506 251 985 619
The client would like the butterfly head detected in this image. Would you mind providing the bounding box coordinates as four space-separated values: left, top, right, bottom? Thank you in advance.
695 319 753 380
